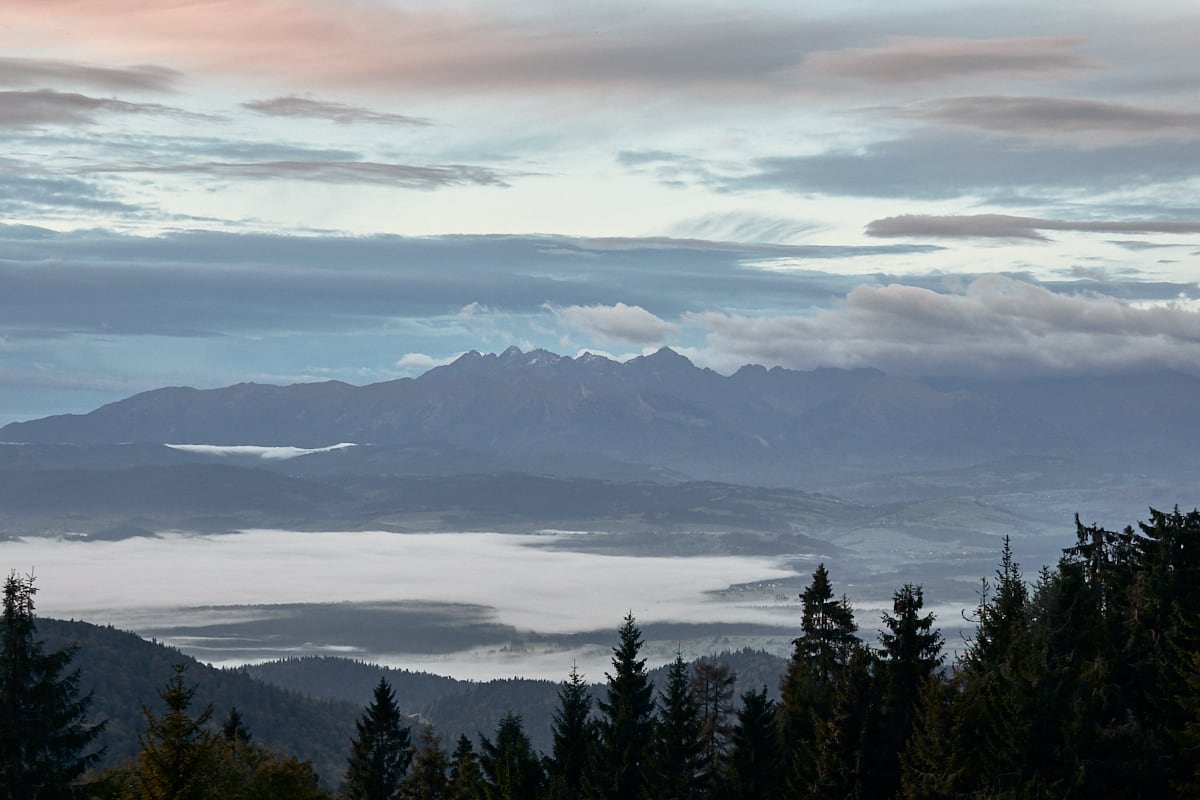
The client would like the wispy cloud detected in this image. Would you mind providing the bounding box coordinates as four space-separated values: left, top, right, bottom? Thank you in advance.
897 96 1200 141
804 36 1094 83
865 214 1200 240
0 57 180 92
1 1 841 97
0 89 206 128
729 133 1200 199
84 160 509 188
548 302 678 345
241 95 431 125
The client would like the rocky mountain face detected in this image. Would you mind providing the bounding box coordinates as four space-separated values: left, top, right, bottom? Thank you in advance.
3 347 1196 485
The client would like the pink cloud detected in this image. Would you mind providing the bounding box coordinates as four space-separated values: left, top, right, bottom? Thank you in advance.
2 1 824 96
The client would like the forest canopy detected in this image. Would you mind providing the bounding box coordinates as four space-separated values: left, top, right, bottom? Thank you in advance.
3 507 1198 799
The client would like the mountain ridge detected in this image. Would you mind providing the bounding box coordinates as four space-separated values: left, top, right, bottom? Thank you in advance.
3 347 1197 486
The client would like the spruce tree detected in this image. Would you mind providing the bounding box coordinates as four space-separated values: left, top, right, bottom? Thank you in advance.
810 646 881 800
651 653 704 800
344 677 413 800
778 564 859 796
0 571 105 800
479 712 543 800
724 687 781 800
548 664 594 800
875 583 942 798
403 725 449 800
591 613 655 800
220 706 252 747
130 663 219 800
906 538 1034 797
446 735 485 800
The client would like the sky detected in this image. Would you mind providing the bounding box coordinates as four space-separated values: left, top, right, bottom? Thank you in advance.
3 0 1200 425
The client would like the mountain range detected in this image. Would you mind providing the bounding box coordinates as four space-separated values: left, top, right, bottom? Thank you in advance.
5 346 1197 489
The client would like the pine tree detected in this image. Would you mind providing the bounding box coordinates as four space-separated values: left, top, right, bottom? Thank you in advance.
724 687 781 800
0 571 105 800
875 583 942 798
651 653 704 800
778 564 860 796
344 677 413 800
403 725 449 800
810 646 881 800
445 735 485 800
547 665 594 800
221 706 252 747
479 712 543 800
590 613 655 800
129 663 220 800
907 538 1034 797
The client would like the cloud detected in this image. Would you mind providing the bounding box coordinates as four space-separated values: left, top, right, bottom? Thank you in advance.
85 160 509 188
395 352 464 371
898 96 1200 141
164 443 357 459
729 132 1200 199
0 89 203 128
0 162 142 215
0 57 179 92
548 302 678 345
241 95 431 125
865 214 1200 240
0 227 953 344
685 276 1200 377
665 211 818 244
804 36 1094 83
0 2 857 99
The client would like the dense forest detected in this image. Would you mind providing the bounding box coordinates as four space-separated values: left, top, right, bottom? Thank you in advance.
3 507 1199 798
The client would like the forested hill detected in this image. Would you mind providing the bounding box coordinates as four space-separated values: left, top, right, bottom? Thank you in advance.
242 649 789 754
36 617 790 778
37 619 359 786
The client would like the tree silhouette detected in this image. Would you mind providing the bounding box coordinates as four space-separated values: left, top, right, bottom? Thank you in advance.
0 571 105 800
130 663 218 800
344 677 412 800
591 613 655 800
651 652 703 799
479 711 543 800
548 664 594 799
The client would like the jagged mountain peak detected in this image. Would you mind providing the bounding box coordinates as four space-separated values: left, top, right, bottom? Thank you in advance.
2 348 1198 485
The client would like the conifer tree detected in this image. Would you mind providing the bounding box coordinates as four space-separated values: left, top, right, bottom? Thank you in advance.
875 583 942 798
724 687 781 800
479 712 543 800
403 725 449 800
590 613 655 800
778 564 860 796
0 571 106 800
446 735 485 800
221 706 252 747
344 677 413 800
547 665 593 800
904 538 1034 796
130 663 220 800
810 646 881 800
651 653 704 800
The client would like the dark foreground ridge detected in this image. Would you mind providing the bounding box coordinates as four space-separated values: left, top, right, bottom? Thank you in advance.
4 506 1200 797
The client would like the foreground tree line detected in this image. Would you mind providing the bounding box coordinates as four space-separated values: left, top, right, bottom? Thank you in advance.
3 506 1199 798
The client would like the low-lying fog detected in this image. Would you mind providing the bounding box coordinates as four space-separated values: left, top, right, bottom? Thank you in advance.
5 528 990 681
